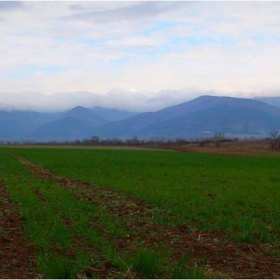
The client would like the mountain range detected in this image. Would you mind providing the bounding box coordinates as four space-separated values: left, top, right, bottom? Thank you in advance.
1 95 280 142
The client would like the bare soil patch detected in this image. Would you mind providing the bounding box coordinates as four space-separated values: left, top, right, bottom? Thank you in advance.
0 178 40 279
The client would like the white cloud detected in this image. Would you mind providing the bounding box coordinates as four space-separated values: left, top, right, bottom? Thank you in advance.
62 2 183 24
1 86 279 113
1 1 280 110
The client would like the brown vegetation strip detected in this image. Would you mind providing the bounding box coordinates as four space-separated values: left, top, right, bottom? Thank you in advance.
156 140 280 156
0 178 40 279
15 154 280 278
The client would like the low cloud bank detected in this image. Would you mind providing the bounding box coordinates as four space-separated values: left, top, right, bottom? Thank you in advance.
0 87 279 113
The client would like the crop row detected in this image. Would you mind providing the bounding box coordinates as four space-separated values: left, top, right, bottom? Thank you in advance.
0 149 208 278
9 147 280 244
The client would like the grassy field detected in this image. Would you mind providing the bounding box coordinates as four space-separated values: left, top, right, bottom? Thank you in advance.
0 146 280 278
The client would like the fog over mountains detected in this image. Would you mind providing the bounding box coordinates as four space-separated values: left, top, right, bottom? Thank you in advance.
0 90 202 113
1 95 280 142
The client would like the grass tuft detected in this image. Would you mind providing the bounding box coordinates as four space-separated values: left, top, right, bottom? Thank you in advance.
39 255 73 279
128 245 167 278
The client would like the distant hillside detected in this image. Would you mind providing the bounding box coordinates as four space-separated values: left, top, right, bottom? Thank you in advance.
0 110 62 141
27 106 108 141
27 106 138 141
256 96 280 108
1 96 280 142
0 106 137 141
94 95 280 139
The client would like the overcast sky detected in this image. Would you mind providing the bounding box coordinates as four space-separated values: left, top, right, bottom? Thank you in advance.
1 1 280 112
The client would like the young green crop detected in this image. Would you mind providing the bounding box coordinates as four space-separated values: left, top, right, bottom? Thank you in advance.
0 152 134 277
4 146 280 244
2 149 202 278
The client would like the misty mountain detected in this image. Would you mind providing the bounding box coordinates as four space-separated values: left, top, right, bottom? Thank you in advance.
0 106 137 141
256 96 280 109
94 96 280 139
1 95 280 142
26 106 137 141
0 110 63 140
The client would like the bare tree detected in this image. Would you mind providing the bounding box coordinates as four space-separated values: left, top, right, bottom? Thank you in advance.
270 130 280 150
214 132 224 148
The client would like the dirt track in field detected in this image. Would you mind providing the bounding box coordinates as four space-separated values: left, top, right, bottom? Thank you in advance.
0 178 40 279
10 154 280 279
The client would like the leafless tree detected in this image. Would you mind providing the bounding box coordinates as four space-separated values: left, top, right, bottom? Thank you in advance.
214 132 224 148
270 130 280 150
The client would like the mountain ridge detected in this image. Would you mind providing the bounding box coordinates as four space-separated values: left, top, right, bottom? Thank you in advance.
1 95 280 141
94 95 280 139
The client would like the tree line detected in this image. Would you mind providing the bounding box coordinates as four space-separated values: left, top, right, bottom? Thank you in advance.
0 133 235 147
5 131 280 149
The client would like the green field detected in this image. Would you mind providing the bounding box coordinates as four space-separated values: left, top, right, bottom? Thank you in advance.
1 146 280 278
